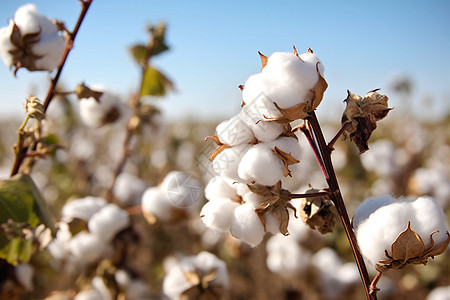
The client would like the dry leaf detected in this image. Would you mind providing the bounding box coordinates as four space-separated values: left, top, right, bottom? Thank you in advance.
376 222 450 273
342 89 393 154
272 146 300 177
248 181 296 236
258 51 269 72
298 186 337 234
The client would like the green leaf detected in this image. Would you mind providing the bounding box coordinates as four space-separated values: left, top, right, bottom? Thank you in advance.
140 67 173 97
0 174 55 265
130 44 147 65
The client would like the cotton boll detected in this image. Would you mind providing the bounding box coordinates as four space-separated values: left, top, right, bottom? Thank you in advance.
200 199 240 233
360 139 398 177
216 115 254 146
264 212 281 235
352 194 397 229
212 144 251 181
264 136 302 161
13 4 41 35
266 234 311 277
113 173 148 206
33 33 66 70
79 91 125 128
194 251 229 288
15 263 34 292
61 197 106 222
141 187 173 222
238 144 284 186
230 202 265 247
427 285 450 300
68 232 111 265
250 120 285 143
162 260 198 300
88 204 130 241
298 51 325 76
205 176 239 201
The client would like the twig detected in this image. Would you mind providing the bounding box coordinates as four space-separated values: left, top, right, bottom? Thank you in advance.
290 191 330 199
9 115 30 177
328 121 351 150
369 271 382 296
10 0 94 177
306 111 376 300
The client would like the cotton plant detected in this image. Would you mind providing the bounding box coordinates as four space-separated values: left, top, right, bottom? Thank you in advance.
353 195 449 291
162 251 229 300
0 4 67 75
47 196 130 270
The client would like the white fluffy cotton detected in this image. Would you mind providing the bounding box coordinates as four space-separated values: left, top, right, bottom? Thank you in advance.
141 187 173 222
15 263 34 292
354 195 449 267
68 232 111 265
212 144 251 181
200 199 240 233
427 285 450 300
230 202 265 247
163 251 229 300
160 171 203 208
88 204 130 241
204 176 239 201
216 115 254 146
61 196 106 222
238 143 285 186
113 173 148 206
79 90 126 128
0 4 65 71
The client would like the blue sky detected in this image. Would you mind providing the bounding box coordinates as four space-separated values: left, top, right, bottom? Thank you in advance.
0 0 449 121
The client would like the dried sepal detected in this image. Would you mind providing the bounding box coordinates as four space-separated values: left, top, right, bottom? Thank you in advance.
309 63 328 112
205 136 230 162
272 146 300 177
292 46 304 62
376 222 450 273
249 181 296 236
75 83 103 102
181 268 226 300
258 51 268 72
342 89 393 154
298 186 338 234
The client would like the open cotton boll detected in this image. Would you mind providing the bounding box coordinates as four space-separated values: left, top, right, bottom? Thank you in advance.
193 251 229 288
163 263 196 300
113 173 148 206
141 187 173 222
266 234 311 277
88 204 130 241
230 202 265 247
79 90 125 128
427 286 450 300
15 263 34 292
352 194 397 229
238 144 284 186
200 198 240 233
354 196 449 267
216 115 254 146
212 144 251 181
12 4 41 35
68 232 111 265
61 196 106 222
205 176 239 201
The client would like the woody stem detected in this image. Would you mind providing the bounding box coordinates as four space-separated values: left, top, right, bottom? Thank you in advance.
290 191 330 199
306 111 376 300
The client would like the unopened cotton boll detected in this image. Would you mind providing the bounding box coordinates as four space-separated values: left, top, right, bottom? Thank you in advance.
354 195 449 267
212 144 251 181
88 204 130 241
200 198 240 233
141 187 173 222
61 196 106 222
216 115 254 146
238 143 284 186
230 202 265 247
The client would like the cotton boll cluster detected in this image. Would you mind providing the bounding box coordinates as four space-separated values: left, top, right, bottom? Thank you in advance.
78 88 130 128
353 195 449 269
0 4 66 73
311 248 360 299
47 197 130 269
141 171 202 224
162 251 229 300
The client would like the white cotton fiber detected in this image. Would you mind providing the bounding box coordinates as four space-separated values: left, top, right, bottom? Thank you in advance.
216 115 254 146
264 136 302 162
141 187 173 222
61 196 106 222
200 198 239 233
212 144 251 181
88 204 130 241
238 143 284 186
113 173 148 206
204 176 238 201
230 202 265 247
68 232 110 265
354 195 449 267
79 90 124 128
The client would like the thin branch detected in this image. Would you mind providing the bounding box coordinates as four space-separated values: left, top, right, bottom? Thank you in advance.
10 0 94 177
290 191 330 199
328 121 351 150
306 111 376 300
9 115 30 177
369 271 382 296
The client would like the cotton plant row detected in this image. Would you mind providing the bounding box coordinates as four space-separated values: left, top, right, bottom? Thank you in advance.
201 47 449 299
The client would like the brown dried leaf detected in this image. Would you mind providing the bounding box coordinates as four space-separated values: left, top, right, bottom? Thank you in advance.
201 268 218 288
272 146 300 177
391 222 425 262
298 187 337 234
258 51 268 71
293 46 304 62
184 271 201 285
75 83 104 102
273 101 309 122
426 231 450 257
309 63 328 111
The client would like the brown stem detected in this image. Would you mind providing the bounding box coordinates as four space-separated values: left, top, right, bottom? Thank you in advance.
290 191 330 199
10 0 93 177
306 111 376 300
297 122 329 180
369 271 382 296
328 121 351 150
